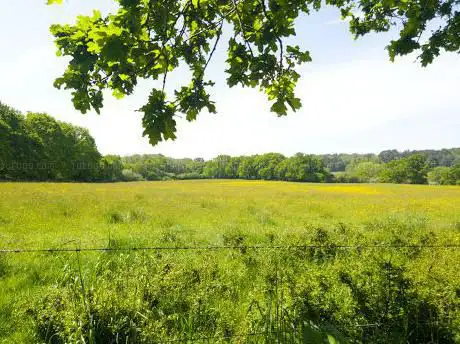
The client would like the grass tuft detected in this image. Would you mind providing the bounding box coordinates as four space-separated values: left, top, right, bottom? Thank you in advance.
0 216 10 225
106 210 126 224
105 209 149 224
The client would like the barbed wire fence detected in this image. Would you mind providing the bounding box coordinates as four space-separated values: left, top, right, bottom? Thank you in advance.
1 243 460 254
1 242 459 343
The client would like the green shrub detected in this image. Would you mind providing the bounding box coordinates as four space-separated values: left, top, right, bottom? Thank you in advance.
121 169 144 182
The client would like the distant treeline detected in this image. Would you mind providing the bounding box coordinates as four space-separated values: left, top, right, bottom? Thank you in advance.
1 102 459 185
121 152 460 185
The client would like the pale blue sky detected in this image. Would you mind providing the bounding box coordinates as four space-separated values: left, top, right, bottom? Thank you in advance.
0 1 458 159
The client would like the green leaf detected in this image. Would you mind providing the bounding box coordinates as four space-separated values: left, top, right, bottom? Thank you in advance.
87 41 102 54
112 88 125 99
287 97 301 111
253 18 263 31
327 334 338 344
270 101 287 116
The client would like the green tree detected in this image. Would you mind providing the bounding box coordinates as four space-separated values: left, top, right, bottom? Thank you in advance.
1 102 102 181
121 154 206 180
346 161 382 183
427 166 451 185
321 154 346 172
203 155 232 178
48 0 460 145
404 154 429 184
24 113 68 180
121 168 144 181
134 155 168 180
238 155 258 179
69 126 102 181
254 153 285 180
0 102 22 179
378 149 401 164
178 157 206 178
225 156 242 178
99 155 124 181
452 164 460 185
275 153 329 182
379 154 429 184
428 164 460 185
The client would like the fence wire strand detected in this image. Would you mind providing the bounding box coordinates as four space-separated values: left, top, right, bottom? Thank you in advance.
1 243 460 254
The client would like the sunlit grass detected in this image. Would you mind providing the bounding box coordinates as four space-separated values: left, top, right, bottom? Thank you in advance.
0 180 459 342
0 181 458 249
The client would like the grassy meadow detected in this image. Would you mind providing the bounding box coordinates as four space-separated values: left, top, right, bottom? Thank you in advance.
0 180 459 343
